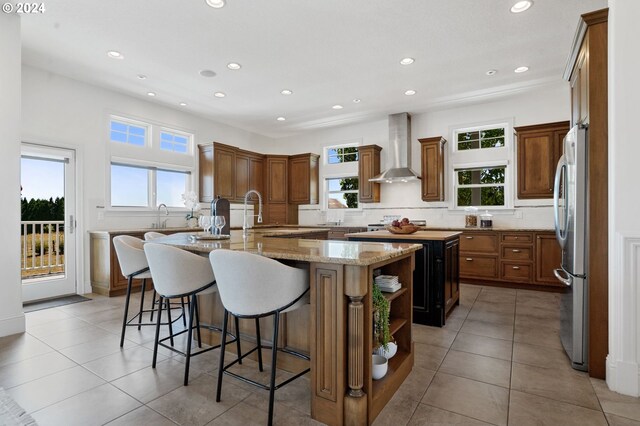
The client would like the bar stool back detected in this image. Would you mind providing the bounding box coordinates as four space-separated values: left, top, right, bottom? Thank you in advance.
209 249 310 426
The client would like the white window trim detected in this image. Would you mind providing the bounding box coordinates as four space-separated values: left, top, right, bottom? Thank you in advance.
324 140 361 166
321 139 362 212
159 127 194 156
324 173 361 211
452 122 510 154
109 115 151 149
452 162 511 210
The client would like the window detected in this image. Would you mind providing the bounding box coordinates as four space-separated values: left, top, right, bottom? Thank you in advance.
110 164 149 207
327 146 358 164
110 120 147 147
157 169 189 207
455 166 506 207
455 126 505 151
160 131 189 154
326 177 359 209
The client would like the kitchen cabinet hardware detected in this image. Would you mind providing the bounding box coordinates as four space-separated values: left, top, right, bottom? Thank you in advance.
466 258 473 261
465 236 474 239
512 249 521 253
512 266 521 270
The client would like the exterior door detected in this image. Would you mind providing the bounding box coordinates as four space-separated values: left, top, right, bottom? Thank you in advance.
21 144 77 302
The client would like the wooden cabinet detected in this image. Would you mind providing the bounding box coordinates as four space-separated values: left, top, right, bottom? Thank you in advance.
235 150 264 202
288 153 319 204
265 155 288 203
515 121 570 199
459 230 562 288
213 143 236 200
535 233 563 284
443 238 460 316
198 144 214 204
419 137 446 202
358 144 382 203
326 227 367 241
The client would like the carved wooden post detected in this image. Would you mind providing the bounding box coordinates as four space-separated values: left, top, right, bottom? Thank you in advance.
347 295 364 397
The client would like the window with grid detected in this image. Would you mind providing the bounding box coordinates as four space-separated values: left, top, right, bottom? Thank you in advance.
326 177 359 209
456 126 505 151
455 166 506 207
160 131 190 154
327 146 358 164
110 120 147 147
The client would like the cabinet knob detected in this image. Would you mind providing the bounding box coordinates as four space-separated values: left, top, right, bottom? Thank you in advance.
466 258 473 261
465 236 474 240
512 249 521 253
512 266 521 270
515 236 518 240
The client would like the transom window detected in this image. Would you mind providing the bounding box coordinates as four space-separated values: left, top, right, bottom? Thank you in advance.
455 166 506 207
160 131 190 154
110 120 147 147
456 126 505 151
326 177 359 209
327 146 358 164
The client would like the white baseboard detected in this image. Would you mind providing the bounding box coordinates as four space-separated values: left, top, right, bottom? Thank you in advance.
607 355 640 396
0 313 25 338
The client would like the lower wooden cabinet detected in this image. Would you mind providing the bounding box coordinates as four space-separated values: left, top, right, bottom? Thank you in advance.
459 230 562 288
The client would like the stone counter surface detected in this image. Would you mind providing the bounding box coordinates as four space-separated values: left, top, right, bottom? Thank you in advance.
345 230 462 241
150 228 421 266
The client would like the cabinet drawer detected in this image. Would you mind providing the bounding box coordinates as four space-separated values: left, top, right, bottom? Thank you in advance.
328 231 346 240
460 255 498 279
501 262 533 282
501 233 533 244
501 246 533 261
460 233 498 253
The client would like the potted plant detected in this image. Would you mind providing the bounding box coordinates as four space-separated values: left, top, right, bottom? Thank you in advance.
181 191 201 228
372 283 391 351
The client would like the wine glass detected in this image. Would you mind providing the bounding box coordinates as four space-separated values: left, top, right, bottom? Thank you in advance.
200 216 212 234
214 215 226 236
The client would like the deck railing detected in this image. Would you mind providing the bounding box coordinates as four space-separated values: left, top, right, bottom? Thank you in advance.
21 220 65 279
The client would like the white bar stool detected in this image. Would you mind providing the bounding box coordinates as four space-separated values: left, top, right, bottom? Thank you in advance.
209 249 310 426
113 235 181 347
144 243 237 385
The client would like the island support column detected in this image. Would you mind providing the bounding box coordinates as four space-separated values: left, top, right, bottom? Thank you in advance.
344 265 369 425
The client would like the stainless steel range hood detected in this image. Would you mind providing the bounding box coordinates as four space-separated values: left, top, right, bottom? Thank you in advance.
369 112 421 183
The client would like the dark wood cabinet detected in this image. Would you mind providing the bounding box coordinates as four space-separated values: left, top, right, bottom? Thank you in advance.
535 233 563 285
443 238 460 316
358 144 381 203
198 144 214 204
265 155 288 203
515 121 570 199
288 153 319 204
213 143 236 200
235 150 264 202
419 137 446 202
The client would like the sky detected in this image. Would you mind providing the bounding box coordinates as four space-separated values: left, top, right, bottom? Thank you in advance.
21 157 64 200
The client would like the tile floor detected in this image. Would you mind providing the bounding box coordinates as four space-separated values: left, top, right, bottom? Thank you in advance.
1 284 640 425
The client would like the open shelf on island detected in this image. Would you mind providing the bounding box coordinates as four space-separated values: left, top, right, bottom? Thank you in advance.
389 317 407 337
383 286 407 303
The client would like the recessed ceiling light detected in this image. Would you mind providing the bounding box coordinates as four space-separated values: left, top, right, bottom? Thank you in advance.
179 102 187 107
214 92 226 98
510 1 533 13
227 62 241 70
205 0 226 8
107 51 123 59
276 117 286 121
280 89 293 95
199 69 217 78
400 57 415 65
514 66 529 73
404 90 416 96
353 99 361 103
137 74 147 80
332 104 343 110
486 69 498 76
147 92 156 97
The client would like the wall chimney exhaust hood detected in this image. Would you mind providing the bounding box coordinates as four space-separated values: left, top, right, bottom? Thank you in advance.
369 112 421 183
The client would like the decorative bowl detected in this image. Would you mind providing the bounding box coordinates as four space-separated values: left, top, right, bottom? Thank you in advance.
372 354 388 380
386 225 420 234
374 341 398 359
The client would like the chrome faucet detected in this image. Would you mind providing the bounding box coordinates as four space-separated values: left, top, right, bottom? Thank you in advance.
156 203 169 229
242 190 263 237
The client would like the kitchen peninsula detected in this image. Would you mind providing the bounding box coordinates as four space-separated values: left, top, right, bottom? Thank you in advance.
153 229 421 425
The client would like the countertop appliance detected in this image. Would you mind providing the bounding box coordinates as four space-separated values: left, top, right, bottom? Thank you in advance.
553 124 588 371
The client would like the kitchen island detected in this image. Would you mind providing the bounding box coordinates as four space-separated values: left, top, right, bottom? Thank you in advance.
346 230 461 327
152 229 421 425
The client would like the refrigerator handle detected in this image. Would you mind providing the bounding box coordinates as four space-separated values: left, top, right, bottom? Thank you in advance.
553 155 566 247
553 268 572 286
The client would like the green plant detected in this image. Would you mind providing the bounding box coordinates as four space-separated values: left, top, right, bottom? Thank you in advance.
372 283 390 350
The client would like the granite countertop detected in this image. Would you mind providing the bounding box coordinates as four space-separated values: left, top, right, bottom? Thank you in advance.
425 227 555 232
149 228 421 266
89 227 200 235
345 230 462 241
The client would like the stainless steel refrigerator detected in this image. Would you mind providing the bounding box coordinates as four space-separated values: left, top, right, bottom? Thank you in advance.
553 125 588 371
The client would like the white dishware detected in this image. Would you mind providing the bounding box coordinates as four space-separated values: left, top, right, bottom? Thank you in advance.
374 341 398 359
372 354 388 380
214 215 226 235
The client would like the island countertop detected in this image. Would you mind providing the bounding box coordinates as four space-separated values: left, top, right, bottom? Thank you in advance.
344 230 462 241
150 228 421 266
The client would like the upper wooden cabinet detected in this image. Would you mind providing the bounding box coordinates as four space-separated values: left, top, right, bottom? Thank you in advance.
515 121 570 199
198 144 214 204
235 149 264 202
418 137 446 202
265 155 288 204
198 142 236 203
288 153 319 204
358 144 382 203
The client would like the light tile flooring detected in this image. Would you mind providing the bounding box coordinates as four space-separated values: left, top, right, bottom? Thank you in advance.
2 285 640 425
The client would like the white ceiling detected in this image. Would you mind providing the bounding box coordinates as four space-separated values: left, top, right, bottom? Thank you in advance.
20 0 606 138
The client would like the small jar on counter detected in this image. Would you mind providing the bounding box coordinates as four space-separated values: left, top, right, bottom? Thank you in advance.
480 211 493 228
465 215 478 228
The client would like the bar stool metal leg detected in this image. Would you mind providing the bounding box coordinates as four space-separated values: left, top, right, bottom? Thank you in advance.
267 312 280 426
149 289 157 322
137 279 147 330
216 310 230 402
234 316 242 365
184 293 196 386
255 318 263 372
120 275 133 347
152 296 164 368
181 297 187 327
194 296 202 348
166 298 174 346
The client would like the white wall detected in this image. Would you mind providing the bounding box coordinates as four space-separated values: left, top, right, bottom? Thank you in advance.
277 82 570 229
0 13 25 337
606 0 640 396
21 66 274 293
